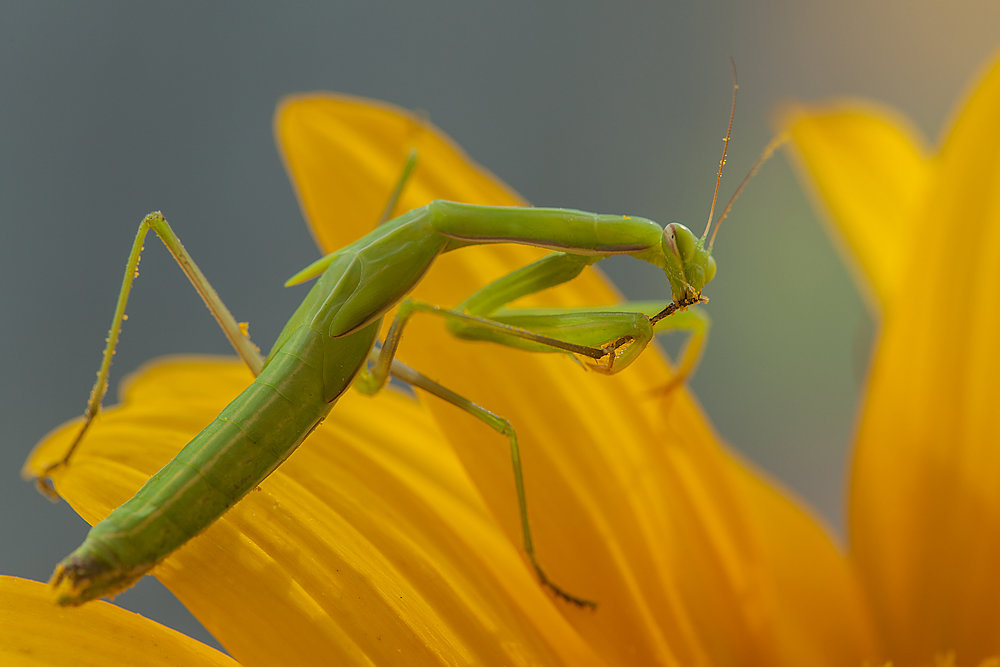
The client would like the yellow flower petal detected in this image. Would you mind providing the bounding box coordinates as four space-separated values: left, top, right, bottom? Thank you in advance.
724 459 876 664
26 358 600 665
400 318 874 665
0 576 235 666
279 94 873 665
848 52 1000 663
275 93 521 248
788 50 1000 663
783 104 929 311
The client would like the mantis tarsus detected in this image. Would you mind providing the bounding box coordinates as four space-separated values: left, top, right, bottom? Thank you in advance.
32 87 768 610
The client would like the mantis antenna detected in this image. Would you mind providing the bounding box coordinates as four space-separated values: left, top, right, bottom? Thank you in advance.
707 131 787 251
702 61 788 252
701 60 739 246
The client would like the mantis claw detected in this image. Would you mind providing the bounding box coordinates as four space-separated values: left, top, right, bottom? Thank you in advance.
533 564 597 610
585 335 638 374
25 458 65 501
35 473 62 502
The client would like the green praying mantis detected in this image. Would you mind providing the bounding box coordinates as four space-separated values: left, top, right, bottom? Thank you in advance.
31 85 772 610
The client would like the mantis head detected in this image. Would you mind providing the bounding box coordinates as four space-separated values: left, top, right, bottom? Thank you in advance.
651 68 781 322
661 222 716 303
655 69 733 311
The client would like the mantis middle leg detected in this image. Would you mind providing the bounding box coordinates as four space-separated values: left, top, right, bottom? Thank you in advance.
358 356 598 609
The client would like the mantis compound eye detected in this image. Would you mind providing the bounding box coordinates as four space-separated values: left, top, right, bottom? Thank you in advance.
663 223 698 262
703 254 717 285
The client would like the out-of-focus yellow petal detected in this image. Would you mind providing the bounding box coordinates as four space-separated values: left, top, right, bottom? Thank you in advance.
783 105 929 311
400 316 873 666
0 576 236 667
277 94 872 665
25 357 601 666
275 94 523 233
723 459 877 664
843 53 1000 662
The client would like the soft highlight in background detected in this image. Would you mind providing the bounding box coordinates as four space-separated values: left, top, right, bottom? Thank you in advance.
1 1 997 646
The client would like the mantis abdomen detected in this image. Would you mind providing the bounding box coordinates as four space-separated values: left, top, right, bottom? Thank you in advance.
52 319 380 604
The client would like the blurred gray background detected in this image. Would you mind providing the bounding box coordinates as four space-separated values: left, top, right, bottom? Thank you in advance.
2 1 997 648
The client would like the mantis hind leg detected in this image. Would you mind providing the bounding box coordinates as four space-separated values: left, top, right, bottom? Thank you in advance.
38 149 424 494
35 212 264 495
362 357 597 609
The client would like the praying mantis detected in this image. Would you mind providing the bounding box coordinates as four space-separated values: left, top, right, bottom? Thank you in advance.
31 86 769 610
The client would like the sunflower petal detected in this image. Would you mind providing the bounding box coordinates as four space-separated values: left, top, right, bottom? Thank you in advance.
25 357 601 665
783 104 929 311
402 314 874 666
723 458 876 664
277 94 875 665
0 576 235 666
275 94 523 253
829 53 1000 662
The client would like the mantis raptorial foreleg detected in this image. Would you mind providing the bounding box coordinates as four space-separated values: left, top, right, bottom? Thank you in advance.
363 250 706 393
449 247 711 380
